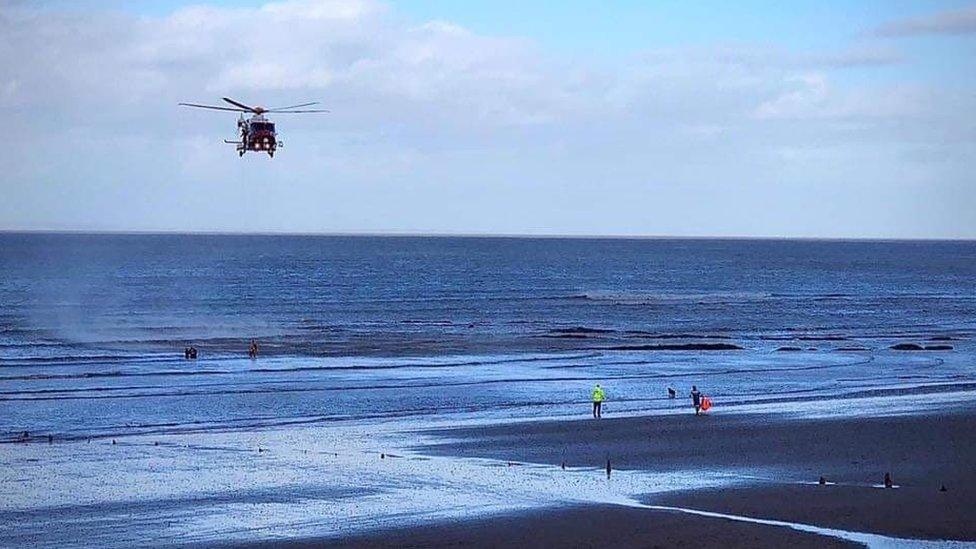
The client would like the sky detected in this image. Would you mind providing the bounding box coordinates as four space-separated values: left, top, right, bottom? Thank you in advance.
1 0 974 238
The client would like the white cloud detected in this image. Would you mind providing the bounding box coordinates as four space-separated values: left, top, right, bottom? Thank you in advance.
753 73 923 121
0 0 973 238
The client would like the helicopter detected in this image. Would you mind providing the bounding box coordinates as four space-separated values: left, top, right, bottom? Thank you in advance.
179 97 329 157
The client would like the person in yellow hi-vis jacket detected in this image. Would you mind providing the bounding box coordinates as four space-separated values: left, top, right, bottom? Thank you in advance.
591 384 606 419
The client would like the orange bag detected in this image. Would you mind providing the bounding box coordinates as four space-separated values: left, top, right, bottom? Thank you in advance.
701 396 712 411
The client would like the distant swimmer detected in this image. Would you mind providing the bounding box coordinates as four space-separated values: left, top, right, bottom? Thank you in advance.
248 339 259 359
188 347 198 359
690 385 702 416
667 387 676 399
592 384 605 419
184 347 191 360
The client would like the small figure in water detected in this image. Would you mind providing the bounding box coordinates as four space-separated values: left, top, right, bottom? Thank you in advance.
606 458 612 479
188 347 198 359
248 340 259 359
184 347 190 360
591 384 605 419
667 387 676 399
690 385 702 416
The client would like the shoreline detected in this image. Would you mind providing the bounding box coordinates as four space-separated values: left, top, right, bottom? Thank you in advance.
4 398 975 547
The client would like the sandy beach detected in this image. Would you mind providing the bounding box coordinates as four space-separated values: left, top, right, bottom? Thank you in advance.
402 408 976 545
186 406 976 548
228 504 859 548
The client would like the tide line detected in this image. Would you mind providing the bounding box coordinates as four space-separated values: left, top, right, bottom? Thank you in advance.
616 498 976 549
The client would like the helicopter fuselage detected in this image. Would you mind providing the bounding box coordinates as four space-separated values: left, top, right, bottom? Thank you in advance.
233 114 281 157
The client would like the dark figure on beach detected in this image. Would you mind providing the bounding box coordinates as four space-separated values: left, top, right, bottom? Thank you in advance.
667 387 676 399
691 386 702 416
884 472 893 488
606 458 612 479
591 384 605 419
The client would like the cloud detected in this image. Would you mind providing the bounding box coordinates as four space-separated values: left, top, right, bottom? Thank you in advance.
802 46 904 68
0 0 973 238
875 5 976 37
753 72 927 121
703 44 903 69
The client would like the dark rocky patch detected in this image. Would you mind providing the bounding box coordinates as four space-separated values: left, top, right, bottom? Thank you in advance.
890 343 925 351
924 345 953 351
626 332 732 340
601 343 742 351
775 346 804 352
549 326 615 335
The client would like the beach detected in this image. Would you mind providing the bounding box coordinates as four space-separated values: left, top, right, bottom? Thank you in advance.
6 395 975 548
174 405 976 548
414 407 976 545
248 505 860 548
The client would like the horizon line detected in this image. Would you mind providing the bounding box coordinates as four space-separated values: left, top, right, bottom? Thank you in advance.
1 229 974 243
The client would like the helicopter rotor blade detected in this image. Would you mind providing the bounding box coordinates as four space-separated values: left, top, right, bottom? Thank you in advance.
179 102 248 112
222 97 260 112
269 109 331 113
267 102 319 111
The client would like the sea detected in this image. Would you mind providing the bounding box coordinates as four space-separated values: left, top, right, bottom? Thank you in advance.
2 234 975 546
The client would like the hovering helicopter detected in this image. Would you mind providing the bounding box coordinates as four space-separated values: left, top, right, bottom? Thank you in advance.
179 97 329 157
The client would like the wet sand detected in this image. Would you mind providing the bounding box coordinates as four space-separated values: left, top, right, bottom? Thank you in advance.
219 504 858 548
410 408 976 543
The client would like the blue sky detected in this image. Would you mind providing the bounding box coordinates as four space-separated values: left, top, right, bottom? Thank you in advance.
44 0 975 52
2 0 975 237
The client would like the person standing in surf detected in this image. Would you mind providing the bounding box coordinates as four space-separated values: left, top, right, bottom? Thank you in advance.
690 385 702 416
592 384 606 419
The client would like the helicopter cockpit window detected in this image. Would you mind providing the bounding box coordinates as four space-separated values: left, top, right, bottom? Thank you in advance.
250 122 275 133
